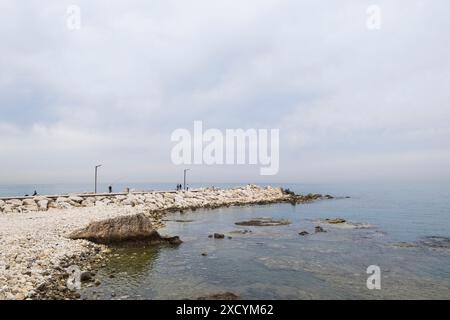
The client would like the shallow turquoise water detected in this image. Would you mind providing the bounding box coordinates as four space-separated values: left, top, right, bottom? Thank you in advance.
77 183 450 300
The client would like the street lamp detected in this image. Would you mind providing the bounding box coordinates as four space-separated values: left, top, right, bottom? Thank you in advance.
183 169 190 190
95 164 102 194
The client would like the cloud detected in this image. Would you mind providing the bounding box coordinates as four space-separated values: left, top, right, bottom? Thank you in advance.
0 0 449 183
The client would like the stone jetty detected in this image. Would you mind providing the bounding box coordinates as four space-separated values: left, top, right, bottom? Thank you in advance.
0 185 294 214
0 185 325 300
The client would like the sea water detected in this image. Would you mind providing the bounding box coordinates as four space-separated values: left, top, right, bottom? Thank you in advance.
69 182 450 299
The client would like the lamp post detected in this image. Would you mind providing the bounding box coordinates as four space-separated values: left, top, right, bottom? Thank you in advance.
95 164 102 194
183 169 190 190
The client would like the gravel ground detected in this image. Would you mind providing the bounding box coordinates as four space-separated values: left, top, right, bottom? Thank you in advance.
0 205 159 300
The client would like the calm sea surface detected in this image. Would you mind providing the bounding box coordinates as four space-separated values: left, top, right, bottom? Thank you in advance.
2 182 449 299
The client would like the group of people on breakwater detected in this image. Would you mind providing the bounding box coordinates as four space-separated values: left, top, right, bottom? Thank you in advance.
23 186 115 197
176 184 189 191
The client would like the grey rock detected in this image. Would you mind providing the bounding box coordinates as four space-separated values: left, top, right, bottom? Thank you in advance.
68 213 182 245
315 226 326 233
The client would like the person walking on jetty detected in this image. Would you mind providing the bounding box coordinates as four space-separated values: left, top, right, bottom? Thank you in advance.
108 185 112 193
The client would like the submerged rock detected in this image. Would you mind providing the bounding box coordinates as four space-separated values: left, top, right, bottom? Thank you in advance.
235 218 291 227
391 237 450 250
419 236 450 249
299 231 309 236
228 229 253 235
290 193 323 204
213 233 225 239
80 271 94 282
391 242 419 249
315 226 326 233
68 213 182 245
324 218 347 224
197 292 240 300
162 218 194 223
318 218 373 229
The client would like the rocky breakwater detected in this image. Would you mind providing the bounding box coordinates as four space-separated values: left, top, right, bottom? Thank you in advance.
0 185 327 214
0 185 330 300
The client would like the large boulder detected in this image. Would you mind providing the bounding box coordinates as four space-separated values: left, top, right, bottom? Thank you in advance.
6 199 23 207
22 204 38 212
81 197 96 207
37 199 49 211
22 198 37 206
68 213 182 245
69 195 84 203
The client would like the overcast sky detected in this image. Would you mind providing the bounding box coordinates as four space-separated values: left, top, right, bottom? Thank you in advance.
1 0 449 184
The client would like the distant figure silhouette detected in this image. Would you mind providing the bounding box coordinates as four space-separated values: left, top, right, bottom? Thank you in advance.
108 186 112 193
32 190 37 196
